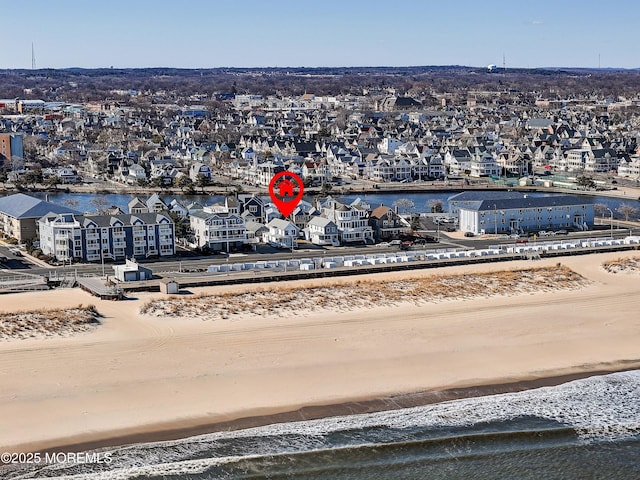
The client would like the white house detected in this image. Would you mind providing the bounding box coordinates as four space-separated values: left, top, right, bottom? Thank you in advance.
470 153 501 177
189 210 247 252
304 216 340 246
265 218 299 249
125 164 147 184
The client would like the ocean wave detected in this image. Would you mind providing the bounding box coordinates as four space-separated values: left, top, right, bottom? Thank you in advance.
7 370 640 479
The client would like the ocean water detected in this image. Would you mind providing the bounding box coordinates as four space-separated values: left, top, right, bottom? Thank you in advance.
4 371 640 480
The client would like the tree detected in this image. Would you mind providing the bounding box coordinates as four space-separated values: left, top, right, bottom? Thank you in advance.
91 196 111 215
617 203 638 221
63 198 80 210
594 203 608 224
393 198 415 214
45 175 61 190
177 175 195 194
320 182 332 196
167 211 190 239
22 169 43 188
576 175 595 190
195 173 211 192
428 199 444 213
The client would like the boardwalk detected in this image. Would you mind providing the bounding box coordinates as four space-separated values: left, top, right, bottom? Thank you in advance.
77 276 124 300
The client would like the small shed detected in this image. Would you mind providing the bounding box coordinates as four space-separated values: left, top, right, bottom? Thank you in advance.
112 259 153 282
159 278 180 294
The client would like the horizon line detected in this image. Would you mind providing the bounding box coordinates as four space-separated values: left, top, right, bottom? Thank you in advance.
2 64 639 72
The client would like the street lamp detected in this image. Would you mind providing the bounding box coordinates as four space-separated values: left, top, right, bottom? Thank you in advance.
605 207 614 238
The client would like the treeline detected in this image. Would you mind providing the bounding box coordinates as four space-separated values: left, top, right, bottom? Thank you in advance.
1 66 640 103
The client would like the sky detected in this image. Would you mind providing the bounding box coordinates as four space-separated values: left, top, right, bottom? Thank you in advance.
1 0 638 70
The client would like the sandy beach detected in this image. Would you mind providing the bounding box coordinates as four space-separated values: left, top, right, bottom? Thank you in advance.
1 250 639 454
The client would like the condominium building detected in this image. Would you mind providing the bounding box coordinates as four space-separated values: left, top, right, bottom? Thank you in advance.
458 195 594 236
38 212 175 262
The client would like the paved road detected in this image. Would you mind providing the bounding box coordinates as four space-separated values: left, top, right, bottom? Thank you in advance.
1 223 638 281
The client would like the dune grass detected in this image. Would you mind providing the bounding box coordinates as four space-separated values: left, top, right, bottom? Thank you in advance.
141 264 589 321
602 256 640 274
0 304 101 341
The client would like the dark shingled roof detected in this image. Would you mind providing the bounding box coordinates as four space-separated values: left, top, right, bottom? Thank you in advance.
448 191 526 203
467 195 593 212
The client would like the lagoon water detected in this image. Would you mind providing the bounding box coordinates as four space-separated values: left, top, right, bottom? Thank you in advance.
28 190 640 219
6 370 640 479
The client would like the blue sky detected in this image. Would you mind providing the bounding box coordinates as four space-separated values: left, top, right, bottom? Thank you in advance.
1 0 638 69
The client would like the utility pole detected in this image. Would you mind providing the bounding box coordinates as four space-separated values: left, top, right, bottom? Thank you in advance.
606 207 614 238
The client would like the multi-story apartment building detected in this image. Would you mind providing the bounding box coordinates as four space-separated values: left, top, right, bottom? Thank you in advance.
0 132 23 163
458 196 594 236
189 209 247 252
38 212 175 262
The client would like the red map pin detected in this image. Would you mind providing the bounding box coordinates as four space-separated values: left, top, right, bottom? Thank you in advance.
269 171 304 218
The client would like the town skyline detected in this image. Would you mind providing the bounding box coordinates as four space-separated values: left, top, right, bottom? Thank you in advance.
3 0 639 70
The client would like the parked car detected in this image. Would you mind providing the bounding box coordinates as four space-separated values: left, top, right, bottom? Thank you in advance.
390 240 402 246
554 230 568 235
464 231 475 237
377 242 391 247
10 249 22 257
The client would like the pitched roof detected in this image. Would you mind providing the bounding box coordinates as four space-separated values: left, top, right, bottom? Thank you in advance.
369 205 393 219
0 193 80 219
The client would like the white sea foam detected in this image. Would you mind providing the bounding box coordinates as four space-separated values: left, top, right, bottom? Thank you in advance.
9 370 640 479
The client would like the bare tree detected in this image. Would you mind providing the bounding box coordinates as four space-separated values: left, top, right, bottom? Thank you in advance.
393 198 415 214
63 198 80 210
427 199 444 213
91 196 111 215
617 203 638 221
594 203 608 224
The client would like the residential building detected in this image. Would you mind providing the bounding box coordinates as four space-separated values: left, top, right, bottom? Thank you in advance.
304 216 339 246
458 195 594 235
128 197 148 214
189 209 247 252
320 197 374 244
0 132 23 162
146 193 167 212
189 162 211 182
448 191 526 217
265 218 299 248
368 205 412 241
38 212 175 262
0 193 80 242
470 153 501 177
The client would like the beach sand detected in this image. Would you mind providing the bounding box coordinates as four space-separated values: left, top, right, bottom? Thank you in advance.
1 250 639 454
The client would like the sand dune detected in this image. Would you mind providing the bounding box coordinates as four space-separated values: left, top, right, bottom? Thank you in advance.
0 251 639 454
